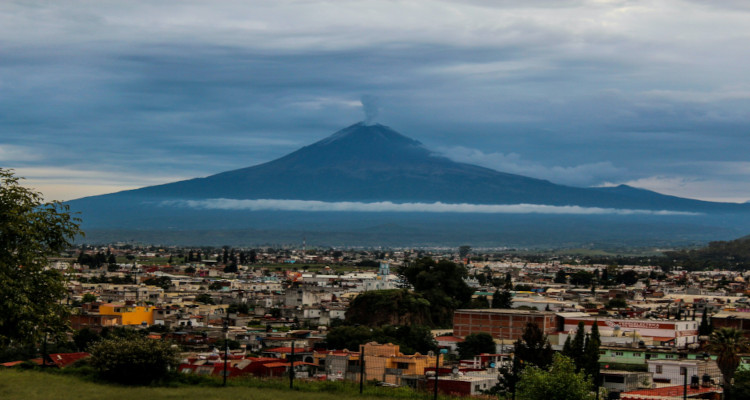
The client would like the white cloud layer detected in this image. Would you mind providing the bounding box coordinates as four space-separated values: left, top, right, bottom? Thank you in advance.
439 146 624 187
163 198 698 216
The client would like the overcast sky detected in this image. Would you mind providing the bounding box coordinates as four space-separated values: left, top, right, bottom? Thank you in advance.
2 0 750 202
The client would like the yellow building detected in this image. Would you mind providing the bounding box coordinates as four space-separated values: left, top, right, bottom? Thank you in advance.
99 303 155 325
360 342 442 384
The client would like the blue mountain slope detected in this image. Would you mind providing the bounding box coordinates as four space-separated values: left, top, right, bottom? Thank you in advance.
66 122 750 242
72 123 747 210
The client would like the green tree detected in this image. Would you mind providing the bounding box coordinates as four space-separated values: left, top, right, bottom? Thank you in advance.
215 338 241 350
345 289 433 327
468 295 490 309
733 369 750 400
0 169 82 349
514 322 554 370
89 336 179 385
458 245 471 259
325 324 437 354
516 353 595 400
223 263 238 273
227 302 251 315
82 293 97 303
554 270 568 284
397 258 473 326
73 327 101 351
708 327 750 400
457 332 496 359
615 269 639 285
562 335 573 356
492 289 513 308
698 308 713 336
325 325 376 351
376 325 437 355
582 322 601 378
143 276 172 291
195 293 214 304
568 321 586 368
569 271 594 286
606 298 628 309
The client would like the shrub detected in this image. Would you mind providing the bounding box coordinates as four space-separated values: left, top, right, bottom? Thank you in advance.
88 336 179 385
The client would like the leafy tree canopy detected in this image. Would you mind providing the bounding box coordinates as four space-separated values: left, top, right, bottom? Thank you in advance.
457 332 496 359
398 257 473 327
325 324 437 355
345 289 433 327
492 289 513 309
734 369 750 400
194 293 214 305
143 276 172 291
708 327 750 399
0 169 82 349
570 270 594 286
89 336 179 385
606 298 628 309
514 322 554 370
516 353 595 400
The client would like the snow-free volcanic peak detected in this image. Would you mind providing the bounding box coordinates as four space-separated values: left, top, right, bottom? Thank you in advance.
65 122 750 245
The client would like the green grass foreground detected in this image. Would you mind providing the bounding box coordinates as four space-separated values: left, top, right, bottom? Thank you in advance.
0 369 455 400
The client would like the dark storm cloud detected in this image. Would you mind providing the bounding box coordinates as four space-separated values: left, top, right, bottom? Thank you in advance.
1 0 750 201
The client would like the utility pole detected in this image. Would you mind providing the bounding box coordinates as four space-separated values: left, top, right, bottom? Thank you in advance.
222 314 229 386
290 340 295 389
434 350 444 400
682 367 688 400
511 354 517 400
359 346 365 394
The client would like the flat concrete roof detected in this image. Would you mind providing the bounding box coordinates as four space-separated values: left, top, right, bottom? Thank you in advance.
455 309 555 315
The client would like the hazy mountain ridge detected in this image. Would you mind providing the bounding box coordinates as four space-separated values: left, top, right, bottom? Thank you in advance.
664 235 750 271
67 122 750 246
72 123 748 210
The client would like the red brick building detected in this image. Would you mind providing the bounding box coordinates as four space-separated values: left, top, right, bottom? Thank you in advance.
453 309 557 340
711 311 750 338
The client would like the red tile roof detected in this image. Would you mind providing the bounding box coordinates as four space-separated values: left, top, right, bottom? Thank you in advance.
49 352 90 368
262 347 312 354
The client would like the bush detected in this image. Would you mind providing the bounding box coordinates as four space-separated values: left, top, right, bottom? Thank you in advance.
88 336 179 385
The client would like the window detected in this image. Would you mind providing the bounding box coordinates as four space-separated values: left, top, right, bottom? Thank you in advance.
632 353 641 357
614 352 623 356
605 375 625 383
665 354 675 359
656 365 663 373
397 363 409 370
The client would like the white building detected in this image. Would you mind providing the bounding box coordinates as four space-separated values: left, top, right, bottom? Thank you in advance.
562 317 699 348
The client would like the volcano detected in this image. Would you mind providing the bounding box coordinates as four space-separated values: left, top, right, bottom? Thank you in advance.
67 123 750 247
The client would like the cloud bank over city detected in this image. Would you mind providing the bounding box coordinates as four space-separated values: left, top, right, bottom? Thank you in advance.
2 1 750 202
163 199 698 216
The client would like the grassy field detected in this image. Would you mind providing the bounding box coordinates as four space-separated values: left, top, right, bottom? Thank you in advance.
0 369 448 400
